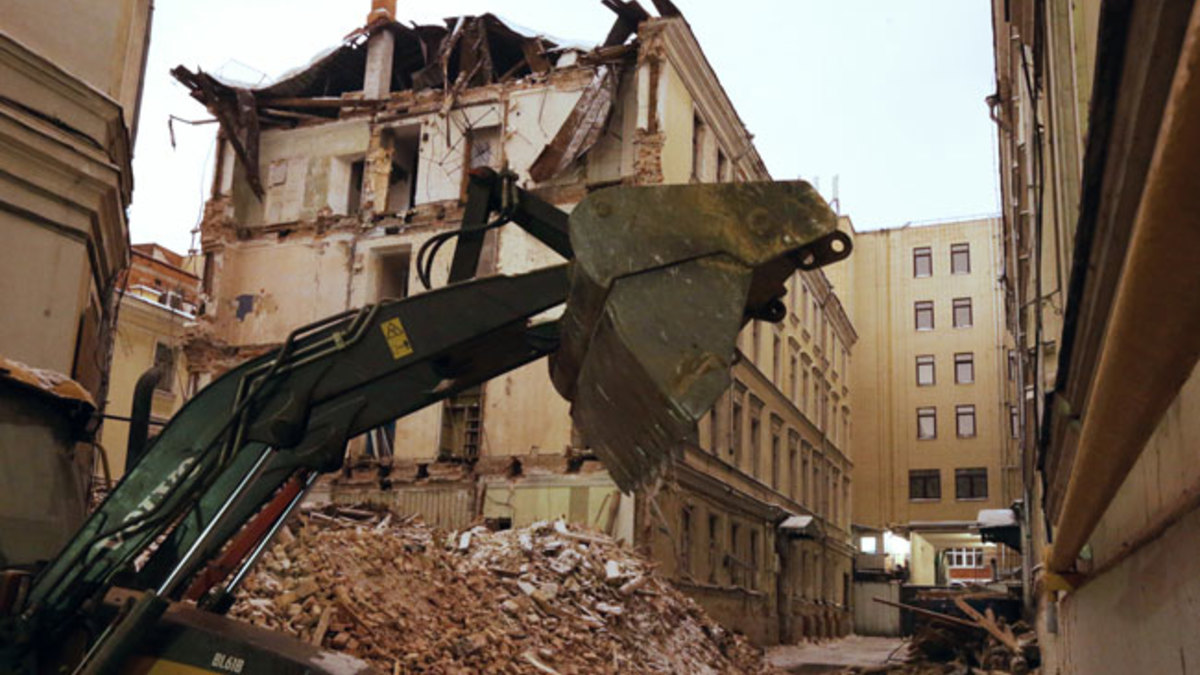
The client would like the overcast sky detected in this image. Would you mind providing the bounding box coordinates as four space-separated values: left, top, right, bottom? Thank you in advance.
129 0 999 254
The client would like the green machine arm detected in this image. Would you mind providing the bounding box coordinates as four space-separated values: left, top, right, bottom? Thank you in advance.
2 170 848 673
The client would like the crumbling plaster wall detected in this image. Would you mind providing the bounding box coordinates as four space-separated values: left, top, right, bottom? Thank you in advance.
198 64 635 463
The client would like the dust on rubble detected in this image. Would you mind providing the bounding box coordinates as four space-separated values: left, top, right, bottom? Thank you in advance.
229 505 775 674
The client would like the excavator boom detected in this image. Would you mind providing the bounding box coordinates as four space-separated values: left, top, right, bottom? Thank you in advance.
1 170 848 674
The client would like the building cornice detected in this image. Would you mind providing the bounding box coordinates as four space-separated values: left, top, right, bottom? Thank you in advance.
655 18 770 180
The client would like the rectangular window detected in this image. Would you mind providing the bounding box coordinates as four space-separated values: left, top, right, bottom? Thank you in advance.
731 398 743 464
749 407 762 475
680 507 693 575
956 404 977 438
916 355 935 386
752 321 761 364
716 149 729 183
801 446 811 505
954 352 975 384
770 426 781 489
1008 350 1017 381
789 353 799 403
913 246 932 277
950 243 971 274
709 409 719 455
692 112 707 180
729 522 741 586
708 514 720 583
952 297 973 328
955 468 988 500
749 529 760 591
374 248 411 300
947 547 985 567
909 469 941 500
153 343 175 393
917 407 937 439
773 335 782 385
801 367 811 410
915 301 934 330
802 286 810 325
788 432 800 501
1010 405 1020 438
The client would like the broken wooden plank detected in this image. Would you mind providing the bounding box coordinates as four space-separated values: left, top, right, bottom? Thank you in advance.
871 596 988 631
953 596 1021 653
528 64 619 182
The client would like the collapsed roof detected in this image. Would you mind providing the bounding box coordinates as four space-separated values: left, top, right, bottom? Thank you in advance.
172 1 681 197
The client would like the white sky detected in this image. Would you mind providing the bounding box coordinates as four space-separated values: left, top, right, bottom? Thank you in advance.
129 0 999 254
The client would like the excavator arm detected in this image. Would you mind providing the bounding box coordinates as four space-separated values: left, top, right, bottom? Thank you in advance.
1 170 849 674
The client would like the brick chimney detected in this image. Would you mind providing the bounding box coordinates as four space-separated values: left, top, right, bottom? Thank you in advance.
363 0 396 98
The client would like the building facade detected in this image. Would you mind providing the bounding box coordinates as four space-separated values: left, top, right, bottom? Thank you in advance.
0 1 151 565
100 244 201 480
992 0 1200 672
179 3 854 645
836 217 1019 586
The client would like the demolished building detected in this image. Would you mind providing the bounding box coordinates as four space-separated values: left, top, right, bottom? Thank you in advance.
176 0 856 644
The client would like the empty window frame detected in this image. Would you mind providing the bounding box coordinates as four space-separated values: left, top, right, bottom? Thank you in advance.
917 407 937 439
153 342 175 393
954 352 975 384
909 469 941 500
916 355 936 386
950 243 971 274
956 404 977 438
913 246 933 277
374 247 411 300
952 297 973 328
955 467 988 500
915 301 935 330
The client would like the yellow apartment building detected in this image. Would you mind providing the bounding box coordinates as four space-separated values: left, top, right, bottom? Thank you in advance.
833 217 1018 584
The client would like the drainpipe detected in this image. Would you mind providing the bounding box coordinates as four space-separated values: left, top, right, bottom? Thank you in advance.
1047 6 1200 576
125 366 162 473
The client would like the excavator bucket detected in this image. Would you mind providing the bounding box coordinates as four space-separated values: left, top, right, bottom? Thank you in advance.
551 181 849 492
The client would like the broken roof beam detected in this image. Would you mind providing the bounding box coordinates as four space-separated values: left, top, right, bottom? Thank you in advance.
528 64 619 182
172 66 265 199
602 0 652 47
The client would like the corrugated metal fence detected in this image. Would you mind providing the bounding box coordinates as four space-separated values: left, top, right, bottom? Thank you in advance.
853 580 901 636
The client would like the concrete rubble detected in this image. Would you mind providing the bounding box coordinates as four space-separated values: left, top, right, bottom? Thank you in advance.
229 505 774 673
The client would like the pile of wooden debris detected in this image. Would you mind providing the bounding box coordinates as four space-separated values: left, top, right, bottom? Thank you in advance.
852 593 1039 675
229 506 771 674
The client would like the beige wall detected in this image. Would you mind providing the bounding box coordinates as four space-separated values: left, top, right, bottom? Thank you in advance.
848 218 1012 529
99 295 194 477
5 0 153 136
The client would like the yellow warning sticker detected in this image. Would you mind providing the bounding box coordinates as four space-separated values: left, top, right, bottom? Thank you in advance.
380 318 414 360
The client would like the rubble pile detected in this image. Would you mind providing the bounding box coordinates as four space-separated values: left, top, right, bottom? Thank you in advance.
229 506 771 674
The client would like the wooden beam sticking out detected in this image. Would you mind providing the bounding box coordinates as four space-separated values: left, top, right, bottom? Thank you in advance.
870 596 987 632
952 597 1020 653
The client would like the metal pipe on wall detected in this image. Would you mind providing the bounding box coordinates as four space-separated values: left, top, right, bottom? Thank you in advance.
1047 5 1200 575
